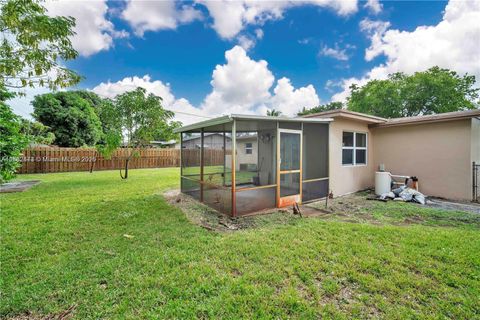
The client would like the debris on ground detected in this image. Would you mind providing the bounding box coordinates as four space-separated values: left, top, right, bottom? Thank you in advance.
374 186 426 205
164 189 480 231
292 203 303 217
307 190 480 227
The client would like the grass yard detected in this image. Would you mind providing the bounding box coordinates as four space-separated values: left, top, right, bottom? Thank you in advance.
1 168 479 319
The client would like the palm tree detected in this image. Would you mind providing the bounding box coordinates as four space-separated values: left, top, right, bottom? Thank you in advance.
266 109 282 116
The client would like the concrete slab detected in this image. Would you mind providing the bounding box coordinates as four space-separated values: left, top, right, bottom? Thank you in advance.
0 180 41 193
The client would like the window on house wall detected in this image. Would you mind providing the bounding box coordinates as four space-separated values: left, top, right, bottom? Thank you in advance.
245 142 253 154
342 132 367 165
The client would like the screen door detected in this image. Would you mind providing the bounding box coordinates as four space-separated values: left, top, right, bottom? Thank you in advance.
278 129 302 207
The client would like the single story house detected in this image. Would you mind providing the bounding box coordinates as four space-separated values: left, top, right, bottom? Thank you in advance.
174 110 479 216
303 109 479 201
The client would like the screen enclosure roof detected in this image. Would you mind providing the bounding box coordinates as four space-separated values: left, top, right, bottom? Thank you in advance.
174 114 334 133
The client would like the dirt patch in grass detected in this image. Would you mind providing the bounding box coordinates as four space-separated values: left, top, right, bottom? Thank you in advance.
6 305 76 320
307 190 480 228
165 189 480 230
163 189 301 232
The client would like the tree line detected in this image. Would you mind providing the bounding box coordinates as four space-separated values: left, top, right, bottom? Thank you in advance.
297 67 479 117
29 90 180 148
0 0 180 181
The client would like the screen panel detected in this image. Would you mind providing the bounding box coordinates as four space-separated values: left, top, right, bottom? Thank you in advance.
233 121 277 189
280 172 300 197
303 123 328 180
280 132 301 171
302 179 328 202
203 184 231 214
203 131 230 187
235 186 276 215
181 132 201 178
181 177 201 201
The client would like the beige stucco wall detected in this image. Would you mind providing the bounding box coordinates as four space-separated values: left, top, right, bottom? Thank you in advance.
372 119 472 200
329 118 375 197
237 139 258 168
225 138 258 171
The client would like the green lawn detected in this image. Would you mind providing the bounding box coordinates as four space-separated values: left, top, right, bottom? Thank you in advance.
1 168 479 319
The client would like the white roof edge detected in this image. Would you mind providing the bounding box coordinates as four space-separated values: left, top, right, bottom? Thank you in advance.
173 115 232 133
174 114 333 133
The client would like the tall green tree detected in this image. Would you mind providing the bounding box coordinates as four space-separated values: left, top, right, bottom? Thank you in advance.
0 0 80 182
153 120 182 143
97 87 176 179
32 91 102 147
0 0 81 92
347 67 479 118
20 118 55 145
0 95 28 183
297 102 343 116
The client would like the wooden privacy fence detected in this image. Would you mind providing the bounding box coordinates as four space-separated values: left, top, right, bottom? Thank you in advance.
180 148 229 167
16 147 225 174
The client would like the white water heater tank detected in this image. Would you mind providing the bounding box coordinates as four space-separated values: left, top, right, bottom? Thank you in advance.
375 172 391 195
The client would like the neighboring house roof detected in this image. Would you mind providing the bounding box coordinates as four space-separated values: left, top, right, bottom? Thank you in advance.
302 109 387 124
303 108 480 127
181 132 230 142
370 109 480 128
150 140 176 146
237 134 257 141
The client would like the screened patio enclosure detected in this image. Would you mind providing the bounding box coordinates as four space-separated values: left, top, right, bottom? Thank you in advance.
175 115 332 216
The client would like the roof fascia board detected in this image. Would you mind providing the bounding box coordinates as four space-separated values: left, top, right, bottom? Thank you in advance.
173 115 232 133
370 112 480 128
174 115 333 133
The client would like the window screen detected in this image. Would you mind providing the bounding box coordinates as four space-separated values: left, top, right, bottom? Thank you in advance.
342 132 354 147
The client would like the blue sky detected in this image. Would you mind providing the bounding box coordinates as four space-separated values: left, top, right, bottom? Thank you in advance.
10 0 479 124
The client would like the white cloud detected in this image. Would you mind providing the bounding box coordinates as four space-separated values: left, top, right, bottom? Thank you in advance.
325 79 342 93
359 18 391 61
198 0 358 39
236 28 264 51
202 46 320 116
255 28 264 39
201 46 274 114
298 38 312 45
237 35 256 51
332 0 480 102
92 75 203 124
319 42 356 62
91 46 320 124
266 77 320 116
364 0 382 14
121 0 202 36
320 44 349 61
44 0 123 57
11 45 320 124
7 87 51 120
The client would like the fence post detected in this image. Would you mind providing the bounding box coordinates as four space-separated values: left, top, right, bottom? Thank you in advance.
474 161 478 202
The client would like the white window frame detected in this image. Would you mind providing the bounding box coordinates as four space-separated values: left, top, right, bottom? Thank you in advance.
245 142 253 155
342 131 367 167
